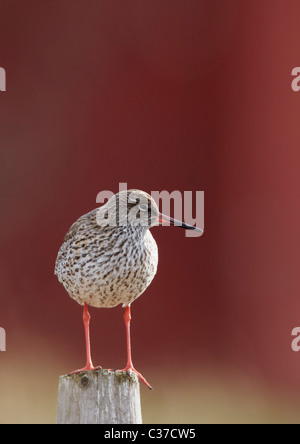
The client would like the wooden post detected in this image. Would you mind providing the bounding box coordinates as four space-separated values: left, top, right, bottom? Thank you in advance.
56 369 142 424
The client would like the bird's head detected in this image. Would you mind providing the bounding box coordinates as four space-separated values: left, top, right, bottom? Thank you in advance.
96 189 202 234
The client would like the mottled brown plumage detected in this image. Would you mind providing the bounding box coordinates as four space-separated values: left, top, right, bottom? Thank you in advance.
54 189 201 388
55 190 159 309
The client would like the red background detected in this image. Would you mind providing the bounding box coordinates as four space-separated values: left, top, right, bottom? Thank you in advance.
0 0 300 423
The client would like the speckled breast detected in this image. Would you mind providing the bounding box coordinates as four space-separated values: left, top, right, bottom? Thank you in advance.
55 225 158 308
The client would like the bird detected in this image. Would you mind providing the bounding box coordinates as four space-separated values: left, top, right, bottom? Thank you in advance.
54 189 202 389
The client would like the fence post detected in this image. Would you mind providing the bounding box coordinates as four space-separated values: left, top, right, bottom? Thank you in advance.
56 369 142 424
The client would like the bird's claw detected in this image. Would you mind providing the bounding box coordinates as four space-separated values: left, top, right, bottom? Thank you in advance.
67 364 102 376
110 366 152 389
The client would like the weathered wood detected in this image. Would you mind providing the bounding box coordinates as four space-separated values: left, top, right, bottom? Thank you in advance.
56 369 142 424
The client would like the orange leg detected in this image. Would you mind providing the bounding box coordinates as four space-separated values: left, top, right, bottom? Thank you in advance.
114 305 152 390
68 303 101 375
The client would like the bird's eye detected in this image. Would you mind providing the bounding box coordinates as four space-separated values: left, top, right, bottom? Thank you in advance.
139 204 148 212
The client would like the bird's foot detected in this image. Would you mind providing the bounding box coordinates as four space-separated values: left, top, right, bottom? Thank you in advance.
68 364 102 376
111 366 152 390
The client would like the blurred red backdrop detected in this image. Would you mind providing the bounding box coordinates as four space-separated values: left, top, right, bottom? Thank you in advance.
0 0 300 423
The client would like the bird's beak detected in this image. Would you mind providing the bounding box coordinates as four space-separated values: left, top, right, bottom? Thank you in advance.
158 213 203 233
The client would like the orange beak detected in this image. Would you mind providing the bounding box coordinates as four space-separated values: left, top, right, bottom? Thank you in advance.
158 213 203 233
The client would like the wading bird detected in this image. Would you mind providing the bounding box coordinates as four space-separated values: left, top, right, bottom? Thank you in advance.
55 190 202 388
